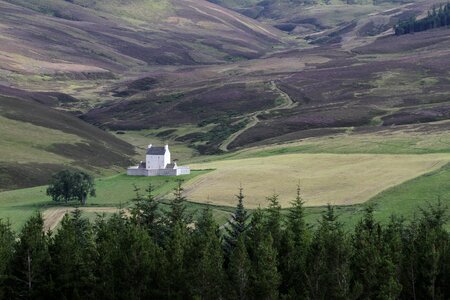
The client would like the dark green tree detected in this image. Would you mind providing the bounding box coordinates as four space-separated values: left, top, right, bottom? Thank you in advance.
228 235 251 300
350 206 401 299
250 233 281 300
46 170 96 205
49 210 97 299
10 213 52 299
166 180 191 228
305 205 350 299
400 201 449 300
280 186 310 297
164 221 191 299
265 193 282 248
94 213 163 299
0 219 15 299
130 184 162 240
246 208 281 299
190 207 225 299
224 187 250 257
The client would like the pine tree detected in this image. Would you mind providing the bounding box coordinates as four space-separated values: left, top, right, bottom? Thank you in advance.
305 205 350 299
265 193 282 248
93 213 163 299
246 207 265 262
250 233 281 300
281 186 310 297
0 219 15 298
228 235 251 300
402 201 449 300
190 207 225 299
50 210 97 298
350 206 401 299
165 221 191 298
224 187 250 256
167 180 191 228
130 184 161 240
10 213 52 299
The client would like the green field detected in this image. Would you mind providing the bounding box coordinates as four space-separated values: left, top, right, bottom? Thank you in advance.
2 124 450 232
0 171 211 231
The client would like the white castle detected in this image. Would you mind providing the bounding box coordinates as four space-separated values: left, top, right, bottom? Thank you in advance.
127 144 190 176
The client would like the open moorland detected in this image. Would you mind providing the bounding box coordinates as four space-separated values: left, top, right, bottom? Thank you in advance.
83 1 450 155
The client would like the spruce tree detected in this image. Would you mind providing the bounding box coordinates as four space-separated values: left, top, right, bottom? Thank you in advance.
130 184 161 240
10 213 51 299
350 206 401 299
94 213 162 299
305 205 350 299
228 235 251 300
224 187 249 256
50 211 97 298
165 221 191 298
250 233 281 300
402 201 449 300
167 180 190 228
281 186 310 297
0 219 14 299
265 193 282 248
190 207 225 299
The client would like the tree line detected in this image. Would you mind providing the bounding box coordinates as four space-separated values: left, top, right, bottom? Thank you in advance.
394 3 450 35
0 183 449 299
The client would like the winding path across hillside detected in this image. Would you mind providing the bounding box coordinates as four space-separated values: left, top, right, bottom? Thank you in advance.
219 81 296 151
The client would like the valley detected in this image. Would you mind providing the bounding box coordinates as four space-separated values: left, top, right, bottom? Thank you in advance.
0 0 449 231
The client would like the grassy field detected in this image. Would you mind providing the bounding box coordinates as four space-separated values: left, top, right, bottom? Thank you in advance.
185 153 450 208
2 152 449 231
0 171 209 231
302 162 450 231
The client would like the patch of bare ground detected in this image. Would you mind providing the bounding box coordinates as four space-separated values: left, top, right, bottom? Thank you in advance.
43 207 127 231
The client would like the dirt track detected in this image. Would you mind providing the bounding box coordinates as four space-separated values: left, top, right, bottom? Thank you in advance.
43 207 125 231
219 81 296 151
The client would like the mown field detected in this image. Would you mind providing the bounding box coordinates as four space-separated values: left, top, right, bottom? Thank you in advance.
185 153 450 208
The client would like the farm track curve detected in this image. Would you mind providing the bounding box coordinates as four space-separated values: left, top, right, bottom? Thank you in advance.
219 81 297 151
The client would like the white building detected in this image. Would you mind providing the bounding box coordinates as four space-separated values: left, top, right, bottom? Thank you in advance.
127 144 190 176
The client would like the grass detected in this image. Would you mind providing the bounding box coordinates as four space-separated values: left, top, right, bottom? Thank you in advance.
0 171 208 231
0 116 79 164
223 126 450 159
302 162 450 231
2 155 450 232
185 153 450 208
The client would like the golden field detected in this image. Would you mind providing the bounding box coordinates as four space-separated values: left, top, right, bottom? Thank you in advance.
185 153 450 208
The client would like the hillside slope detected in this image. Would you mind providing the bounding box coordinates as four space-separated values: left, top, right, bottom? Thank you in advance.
1 0 450 172
0 0 283 82
0 0 288 189
0 89 135 191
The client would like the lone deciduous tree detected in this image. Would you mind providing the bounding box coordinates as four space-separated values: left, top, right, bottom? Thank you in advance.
46 170 96 206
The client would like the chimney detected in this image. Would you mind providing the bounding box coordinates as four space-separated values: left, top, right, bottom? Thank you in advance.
165 144 169 150
147 144 152 149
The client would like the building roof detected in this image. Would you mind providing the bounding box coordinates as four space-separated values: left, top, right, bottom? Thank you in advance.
147 146 166 155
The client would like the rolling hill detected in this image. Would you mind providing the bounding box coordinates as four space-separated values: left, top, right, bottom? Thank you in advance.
0 89 135 191
0 0 285 189
82 2 450 153
1 0 450 191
